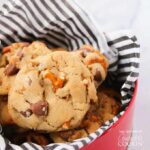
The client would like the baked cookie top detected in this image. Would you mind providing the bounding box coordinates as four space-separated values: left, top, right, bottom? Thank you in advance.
8 51 97 132
72 45 109 88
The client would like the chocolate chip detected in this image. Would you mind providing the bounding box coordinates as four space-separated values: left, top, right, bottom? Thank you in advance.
31 101 48 116
20 109 32 117
81 50 90 58
94 70 102 82
4 64 19 76
59 130 74 140
2 95 8 101
90 99 95 105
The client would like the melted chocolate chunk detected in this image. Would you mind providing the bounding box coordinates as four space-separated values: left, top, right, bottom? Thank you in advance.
2 95 8 101
59 130 74 140
31 101 48 116
4 64 19 76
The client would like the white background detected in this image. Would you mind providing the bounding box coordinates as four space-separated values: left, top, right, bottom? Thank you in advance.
0 0 149 149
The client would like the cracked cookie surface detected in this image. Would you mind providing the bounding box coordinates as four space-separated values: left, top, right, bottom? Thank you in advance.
8 51 97 132
72 45 109 88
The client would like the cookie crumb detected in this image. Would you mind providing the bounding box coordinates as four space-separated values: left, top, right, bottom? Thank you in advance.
83 79 88 85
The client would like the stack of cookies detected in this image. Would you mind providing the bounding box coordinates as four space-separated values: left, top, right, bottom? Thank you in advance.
0 42 120 146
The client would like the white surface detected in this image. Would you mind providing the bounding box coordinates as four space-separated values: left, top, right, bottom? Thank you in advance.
0 0 149 150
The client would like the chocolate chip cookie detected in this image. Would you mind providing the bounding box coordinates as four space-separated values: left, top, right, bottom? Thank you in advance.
72 45 109 88
8 51 97 132
50 88 120 143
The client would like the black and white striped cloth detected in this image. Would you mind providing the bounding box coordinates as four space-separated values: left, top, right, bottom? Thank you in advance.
0 0 140 149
